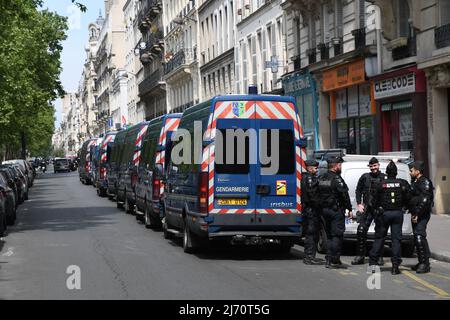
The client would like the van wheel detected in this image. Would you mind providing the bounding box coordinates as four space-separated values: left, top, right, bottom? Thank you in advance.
124 198 134 214
24 192 29 201
402 241 415 258
162 218 173 240
183 217 201 254
116 200 123 209
144 204 160 229
317 221 328 254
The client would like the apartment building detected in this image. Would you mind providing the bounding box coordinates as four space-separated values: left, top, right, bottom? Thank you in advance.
198 0 236 100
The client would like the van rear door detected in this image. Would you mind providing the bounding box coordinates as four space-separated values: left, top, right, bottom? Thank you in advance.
213 117 256 226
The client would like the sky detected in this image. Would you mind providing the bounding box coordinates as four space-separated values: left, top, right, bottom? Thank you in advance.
41 0 104 128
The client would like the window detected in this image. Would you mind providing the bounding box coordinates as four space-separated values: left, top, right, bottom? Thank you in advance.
251 36 257 84
439 0 450 26
261 129 295 174
397 0 410 37
242 41 248 90
216 129 250 174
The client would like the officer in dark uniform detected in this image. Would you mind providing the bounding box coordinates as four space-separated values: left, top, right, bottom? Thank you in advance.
318 156 353 269
302 159 323 265
352 157 386 265
368 161 410 275
409 161 434 274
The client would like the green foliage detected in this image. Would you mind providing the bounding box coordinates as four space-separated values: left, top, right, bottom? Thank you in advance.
52 147 65 158
0 0 68 159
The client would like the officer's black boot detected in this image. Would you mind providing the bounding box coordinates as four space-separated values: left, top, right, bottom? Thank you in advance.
415 235 431 274
351 226 366 265
391 264 401 275
304 256 324 265
325 256 331 268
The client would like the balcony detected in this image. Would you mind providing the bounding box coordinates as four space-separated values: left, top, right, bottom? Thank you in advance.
138 69 164 97
139 30 164 64
138 0 163 32
332 37 343 56
392 36 416 61
164 47 197 76
352 28 366 48
435 23 450 49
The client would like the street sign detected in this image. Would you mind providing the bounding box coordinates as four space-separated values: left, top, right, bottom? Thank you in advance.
265 55 281 73
108 117 113 128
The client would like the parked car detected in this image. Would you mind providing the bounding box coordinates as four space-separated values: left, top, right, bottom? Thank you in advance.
79 138 97 184
2 159 34 188
133 114 182 227
0 167 19 207
0 172 17 225
4 165 28 202
161 93 308 253
312 150 415 256
0 188 6 237
54 158 71 173
95 132 117 197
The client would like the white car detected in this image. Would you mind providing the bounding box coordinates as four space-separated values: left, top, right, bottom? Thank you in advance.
313 152 415 257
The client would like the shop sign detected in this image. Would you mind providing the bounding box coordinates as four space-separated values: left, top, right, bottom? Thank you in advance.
283 72 313 94
323 59 365 92
374 73 415 99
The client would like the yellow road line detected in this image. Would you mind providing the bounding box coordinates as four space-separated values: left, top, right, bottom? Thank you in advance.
429 273 450 281
402 270 450 297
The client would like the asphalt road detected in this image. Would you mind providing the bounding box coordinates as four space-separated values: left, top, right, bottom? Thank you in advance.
1 169 450 300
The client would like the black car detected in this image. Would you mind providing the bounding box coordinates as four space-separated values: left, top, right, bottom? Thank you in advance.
0 189 6 237
0 167 19 208
8 165 29 202
0 172 17 226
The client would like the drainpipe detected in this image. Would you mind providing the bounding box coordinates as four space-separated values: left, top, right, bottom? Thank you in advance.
371 4 383 74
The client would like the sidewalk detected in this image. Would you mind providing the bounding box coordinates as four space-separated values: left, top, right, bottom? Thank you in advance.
428 214 450 263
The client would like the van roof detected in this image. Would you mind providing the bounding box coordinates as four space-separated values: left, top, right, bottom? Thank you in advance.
212 94 296 104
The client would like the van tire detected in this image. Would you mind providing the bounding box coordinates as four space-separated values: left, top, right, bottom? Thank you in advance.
162 218 173 239
402 241 415 258
124 197 134 214
24 192 29 201
317 220 328 254
183 218 196 254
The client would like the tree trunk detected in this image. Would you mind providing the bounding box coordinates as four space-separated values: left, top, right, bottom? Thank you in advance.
21 131 27 159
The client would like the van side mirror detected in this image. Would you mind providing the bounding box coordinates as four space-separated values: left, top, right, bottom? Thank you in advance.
296 138 308 148
156 145 165 152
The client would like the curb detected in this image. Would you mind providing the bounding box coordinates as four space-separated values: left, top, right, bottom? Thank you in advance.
431 252 450 264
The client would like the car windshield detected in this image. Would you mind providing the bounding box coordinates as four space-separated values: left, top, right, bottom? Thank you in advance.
56 159 68 165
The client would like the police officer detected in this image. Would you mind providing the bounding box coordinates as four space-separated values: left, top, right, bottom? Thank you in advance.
318 156 353 269
409 161 434 274
368 161 410 275
302 159 323 265
352 157 386 265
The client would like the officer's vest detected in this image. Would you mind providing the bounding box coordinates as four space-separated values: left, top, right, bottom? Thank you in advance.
380 179 404 210
318 172 338 209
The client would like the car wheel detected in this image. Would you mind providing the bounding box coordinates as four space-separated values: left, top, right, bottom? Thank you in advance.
0 214 6 237
162 218 173 240
402 241 415 258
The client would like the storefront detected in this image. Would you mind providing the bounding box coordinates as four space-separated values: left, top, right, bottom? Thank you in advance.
322 59 377 154
371 66 428 162
282 71 319 156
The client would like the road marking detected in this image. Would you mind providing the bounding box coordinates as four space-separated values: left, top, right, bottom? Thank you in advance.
429 273 450 281
393 279 404 284
2 247 14 256
402 270 450 297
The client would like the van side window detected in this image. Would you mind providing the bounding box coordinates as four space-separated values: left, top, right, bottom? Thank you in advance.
261 129 295 175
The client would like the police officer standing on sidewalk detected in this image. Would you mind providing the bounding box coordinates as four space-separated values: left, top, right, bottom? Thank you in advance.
368 161 410 275
352 157 386 265
409 161 434 274
302 159 323 265
318 156 353 269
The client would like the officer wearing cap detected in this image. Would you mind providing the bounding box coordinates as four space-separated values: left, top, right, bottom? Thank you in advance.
318 156 353 268
368 161 410 275
302 159 323 265
409 161 434 274
352 157 387 265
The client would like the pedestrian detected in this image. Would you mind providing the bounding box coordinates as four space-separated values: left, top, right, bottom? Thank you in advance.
352 157 386 265
302 159 323 265
409 161 434 274
368 161 410 275
318 156 353 269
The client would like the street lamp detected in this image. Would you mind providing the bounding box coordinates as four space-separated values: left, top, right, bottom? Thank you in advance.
173 16 197 25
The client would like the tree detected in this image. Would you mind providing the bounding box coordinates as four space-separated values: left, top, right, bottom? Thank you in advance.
0 0 68 159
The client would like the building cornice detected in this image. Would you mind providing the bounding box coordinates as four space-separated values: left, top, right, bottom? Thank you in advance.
198 0 214 13
200 48 234 73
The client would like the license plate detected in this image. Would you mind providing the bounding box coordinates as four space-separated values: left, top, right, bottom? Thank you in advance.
217 199 248 206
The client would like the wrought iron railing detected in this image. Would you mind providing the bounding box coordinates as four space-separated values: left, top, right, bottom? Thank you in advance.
435 23 450 49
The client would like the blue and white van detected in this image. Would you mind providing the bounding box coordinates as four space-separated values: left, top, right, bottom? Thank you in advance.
95 132 117 197
160 91 308 253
